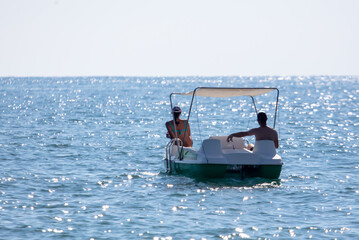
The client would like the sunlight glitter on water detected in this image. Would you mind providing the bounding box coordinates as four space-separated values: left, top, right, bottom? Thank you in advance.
0 76 359 239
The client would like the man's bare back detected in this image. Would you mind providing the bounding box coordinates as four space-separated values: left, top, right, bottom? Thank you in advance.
247 126 279 148
227 112 279 148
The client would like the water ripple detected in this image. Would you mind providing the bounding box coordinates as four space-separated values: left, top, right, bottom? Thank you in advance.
1 76 359 239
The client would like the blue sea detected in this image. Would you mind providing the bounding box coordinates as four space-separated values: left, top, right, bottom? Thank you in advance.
0 76 358 239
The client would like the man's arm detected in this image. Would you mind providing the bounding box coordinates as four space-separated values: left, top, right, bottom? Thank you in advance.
227 129 255 142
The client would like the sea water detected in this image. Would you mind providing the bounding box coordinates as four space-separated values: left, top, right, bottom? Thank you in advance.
0 76 358 239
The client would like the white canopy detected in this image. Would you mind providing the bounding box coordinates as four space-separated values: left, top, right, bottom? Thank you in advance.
176 87 277 98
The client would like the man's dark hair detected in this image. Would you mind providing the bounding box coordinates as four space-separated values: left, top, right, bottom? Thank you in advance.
257 112 268 124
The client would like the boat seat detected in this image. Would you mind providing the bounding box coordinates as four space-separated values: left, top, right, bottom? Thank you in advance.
170 145 196 157
253 140 277 157
200 139 226 163
209 136 245 149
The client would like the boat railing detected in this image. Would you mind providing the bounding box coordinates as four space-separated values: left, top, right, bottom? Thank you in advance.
165 138 183 173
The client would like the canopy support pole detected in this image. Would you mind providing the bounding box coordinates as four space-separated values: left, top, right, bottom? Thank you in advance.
251 96 258 115
169 93 180 147
273 89 279 129
169 88 199 160
178 88 198 160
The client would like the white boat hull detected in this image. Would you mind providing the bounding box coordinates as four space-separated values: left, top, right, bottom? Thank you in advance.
165 137 283 178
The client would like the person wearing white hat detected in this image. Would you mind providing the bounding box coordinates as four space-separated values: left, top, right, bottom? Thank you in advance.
166 106 193 147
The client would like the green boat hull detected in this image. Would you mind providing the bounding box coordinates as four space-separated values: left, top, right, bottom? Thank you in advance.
171 161 228 178
226 164 282 179
170 161 282 179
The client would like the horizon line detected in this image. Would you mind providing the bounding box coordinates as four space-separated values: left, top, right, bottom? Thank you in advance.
1 74 358 78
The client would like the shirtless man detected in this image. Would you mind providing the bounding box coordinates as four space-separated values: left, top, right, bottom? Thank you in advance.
166 106 193 147
227 112 279 148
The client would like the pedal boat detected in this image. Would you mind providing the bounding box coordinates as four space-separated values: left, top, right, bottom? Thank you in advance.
164 87 283 179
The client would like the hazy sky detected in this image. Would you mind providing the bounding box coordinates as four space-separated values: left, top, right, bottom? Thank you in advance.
0 0 358 76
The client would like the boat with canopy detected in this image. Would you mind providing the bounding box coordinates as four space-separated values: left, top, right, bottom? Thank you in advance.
164 87 283 178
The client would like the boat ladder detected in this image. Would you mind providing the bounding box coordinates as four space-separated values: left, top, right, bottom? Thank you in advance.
165 139 183 173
